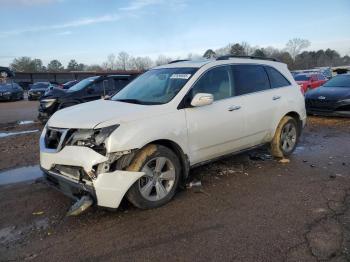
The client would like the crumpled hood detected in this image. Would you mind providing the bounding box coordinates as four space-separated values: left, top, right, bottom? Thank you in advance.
47 99 167 129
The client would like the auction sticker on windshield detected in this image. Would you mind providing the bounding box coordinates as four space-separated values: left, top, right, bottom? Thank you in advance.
170 74 192 79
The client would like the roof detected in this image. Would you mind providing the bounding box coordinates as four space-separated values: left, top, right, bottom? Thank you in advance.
155 57 284 70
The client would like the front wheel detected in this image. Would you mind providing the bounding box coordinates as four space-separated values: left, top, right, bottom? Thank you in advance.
270 116 299 158
126 144 181 209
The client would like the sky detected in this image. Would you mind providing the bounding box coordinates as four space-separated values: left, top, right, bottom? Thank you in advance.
0 0 349 67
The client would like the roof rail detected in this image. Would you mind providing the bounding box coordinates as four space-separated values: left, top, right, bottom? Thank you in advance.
216 55 279 62
168 59 189 64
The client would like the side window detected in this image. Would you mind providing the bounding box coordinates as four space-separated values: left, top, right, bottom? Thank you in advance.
191 66 232 101
113 78 130 92
231 65 270 95
265 66 291 88
91 80 105 92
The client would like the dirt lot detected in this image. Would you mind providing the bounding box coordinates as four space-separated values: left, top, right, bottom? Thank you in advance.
0 100 39 124
0 116 350 261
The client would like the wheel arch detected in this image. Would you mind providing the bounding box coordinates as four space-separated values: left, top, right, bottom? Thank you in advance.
143 139 190 185
284 111 303 136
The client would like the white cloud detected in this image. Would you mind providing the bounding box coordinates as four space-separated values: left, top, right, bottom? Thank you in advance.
0 0 187 38
119 0 163 11
0 0 63 6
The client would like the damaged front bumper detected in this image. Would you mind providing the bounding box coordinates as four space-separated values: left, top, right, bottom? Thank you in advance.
40 137 144 209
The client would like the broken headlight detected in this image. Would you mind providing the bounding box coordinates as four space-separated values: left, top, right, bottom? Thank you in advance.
68 124 119 150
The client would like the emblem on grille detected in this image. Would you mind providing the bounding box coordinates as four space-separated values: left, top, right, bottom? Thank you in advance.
318 96 326 100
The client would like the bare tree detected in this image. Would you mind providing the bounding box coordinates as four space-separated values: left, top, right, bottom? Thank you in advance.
117 52 130 70
286 38 311 60
155 55 172 66
131 56 153 70
105 54 116 70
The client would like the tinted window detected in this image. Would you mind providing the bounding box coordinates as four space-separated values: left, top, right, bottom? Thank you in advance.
112 78 130 92
191 66 232 101
31 82 49 89
231 65 270 95
265 66 290 88
294 74 310 81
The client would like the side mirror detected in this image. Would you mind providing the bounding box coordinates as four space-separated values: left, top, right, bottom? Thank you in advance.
191 93 214 107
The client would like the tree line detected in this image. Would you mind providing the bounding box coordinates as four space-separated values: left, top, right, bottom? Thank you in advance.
9 38 350 73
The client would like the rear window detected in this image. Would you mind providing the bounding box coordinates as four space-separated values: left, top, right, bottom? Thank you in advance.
294 74 310 81
31 82 49 89
231 65 270 96
265 66 291 88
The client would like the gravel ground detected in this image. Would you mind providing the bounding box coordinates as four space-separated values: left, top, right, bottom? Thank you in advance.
0 100 39 124
0 116 349 261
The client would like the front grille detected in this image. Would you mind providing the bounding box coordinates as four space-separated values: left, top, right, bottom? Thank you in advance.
52 165 83 180
45 127 69 151
306 99 336 110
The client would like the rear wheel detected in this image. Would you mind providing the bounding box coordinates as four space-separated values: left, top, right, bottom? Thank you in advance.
126 144 181 209
271 116 299 158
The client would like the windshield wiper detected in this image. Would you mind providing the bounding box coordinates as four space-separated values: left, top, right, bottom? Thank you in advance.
115 98 163 105
115 98 143 104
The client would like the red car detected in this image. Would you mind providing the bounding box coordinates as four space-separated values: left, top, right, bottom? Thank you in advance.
294 73 328 94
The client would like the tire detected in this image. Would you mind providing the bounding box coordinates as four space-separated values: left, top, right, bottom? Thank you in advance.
126 144 181 209
270 116 299 158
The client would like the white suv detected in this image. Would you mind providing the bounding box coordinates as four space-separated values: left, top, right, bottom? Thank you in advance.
40 56 306 210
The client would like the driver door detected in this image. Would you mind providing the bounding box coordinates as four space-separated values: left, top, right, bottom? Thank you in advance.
184 65 245 165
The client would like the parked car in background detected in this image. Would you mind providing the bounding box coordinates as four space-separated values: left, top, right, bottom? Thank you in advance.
305 74 350 117
61 80 79 89
0 82 24 101
40 56 306 212
28 82 56 100
38 74 137 122
44 80 80 95
294 73 328 94
315 67 333 79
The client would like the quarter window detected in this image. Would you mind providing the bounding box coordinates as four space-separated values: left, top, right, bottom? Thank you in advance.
191 66 232 101
231 65 270 95
265 66 291 88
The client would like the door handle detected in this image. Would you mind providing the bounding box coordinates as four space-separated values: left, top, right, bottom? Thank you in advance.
228 105 241 111
272 95 281 100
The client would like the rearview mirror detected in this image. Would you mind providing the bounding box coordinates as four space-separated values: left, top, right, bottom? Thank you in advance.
191 93 214 107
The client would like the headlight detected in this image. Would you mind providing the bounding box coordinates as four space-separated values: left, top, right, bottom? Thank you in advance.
40 98 57 108
3 91 11 95
339 99 350 103
70 124 119 148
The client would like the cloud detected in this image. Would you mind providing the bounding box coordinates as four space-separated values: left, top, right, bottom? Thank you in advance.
119 0 163 11
0 0 187 38
0 0 63 6
0 14 121 38
56 30 72 36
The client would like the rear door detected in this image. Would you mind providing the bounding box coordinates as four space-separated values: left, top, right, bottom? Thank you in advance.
184 65 246 164
229 64 276 147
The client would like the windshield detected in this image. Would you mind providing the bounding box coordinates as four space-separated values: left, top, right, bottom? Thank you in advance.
112 68 197 105
323 75 350 88
294 74 310 81
69 76 99 91
31 82 49 89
